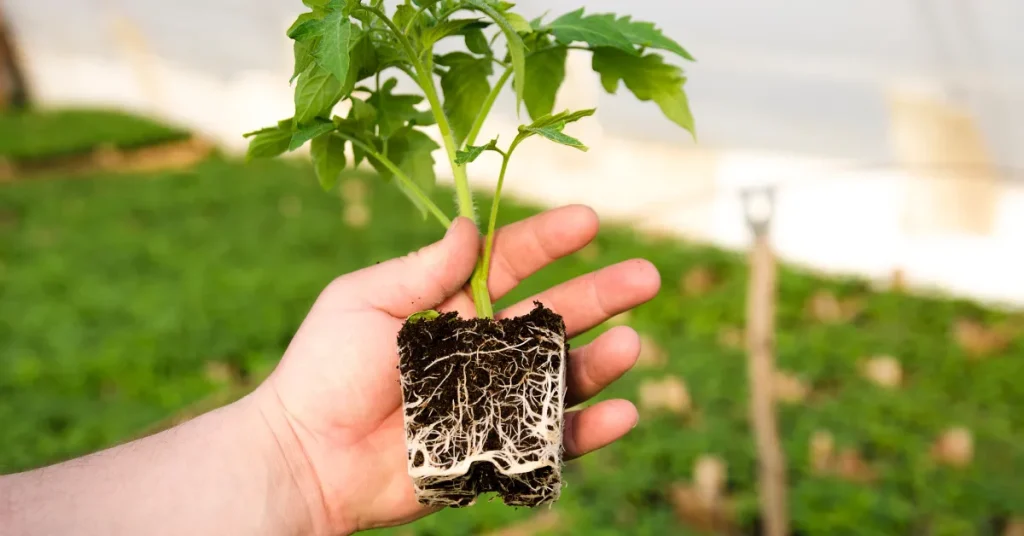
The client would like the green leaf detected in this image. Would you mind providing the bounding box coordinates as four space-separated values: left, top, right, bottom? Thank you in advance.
521 123 587 151
343 33 382 94
420 19 484 54
310 132 347 190
522 45 567 120
316 11 355 84
288 12 323 40
504 12 532 34
465 28 491 55
468 0 527 115
548 8 635 53
596 14 694 60
292 38 317 83
407 309 441 323
294 63 345 124
512 108 594 150
245 126 292 161
289 119 336 150
524 108 596 130
393 4 418 34
368 78 432 138
455 138 499 164
348 97 377 125
591 47 695 138
439 54 492 145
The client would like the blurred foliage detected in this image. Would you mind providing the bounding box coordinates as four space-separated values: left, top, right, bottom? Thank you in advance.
0 108 190 161
1 110 1023 534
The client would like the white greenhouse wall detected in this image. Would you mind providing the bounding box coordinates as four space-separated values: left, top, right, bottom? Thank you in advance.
6 0 1024 306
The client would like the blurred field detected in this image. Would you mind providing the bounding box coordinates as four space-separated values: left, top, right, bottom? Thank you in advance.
1 109 1023 534
0 108 190 162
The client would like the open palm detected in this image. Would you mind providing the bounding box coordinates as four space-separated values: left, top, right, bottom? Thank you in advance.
255 205 661 535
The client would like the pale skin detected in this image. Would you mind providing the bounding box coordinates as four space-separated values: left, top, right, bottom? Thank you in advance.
0 205 661 536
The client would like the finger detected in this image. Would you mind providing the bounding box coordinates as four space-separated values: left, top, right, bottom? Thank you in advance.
485 204 599 301
562 399 639 460
497 259 661 337
566 326 641 407
337 217 480 318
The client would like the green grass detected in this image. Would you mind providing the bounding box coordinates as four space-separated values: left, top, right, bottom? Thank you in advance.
0 108 191 162
2 112 1023 534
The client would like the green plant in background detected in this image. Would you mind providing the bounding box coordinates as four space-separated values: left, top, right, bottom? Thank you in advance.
244 0 695 318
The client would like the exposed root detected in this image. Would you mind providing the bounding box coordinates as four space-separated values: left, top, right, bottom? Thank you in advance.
397 303 568 508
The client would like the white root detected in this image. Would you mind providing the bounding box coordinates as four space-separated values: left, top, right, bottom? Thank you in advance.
398 322 567 507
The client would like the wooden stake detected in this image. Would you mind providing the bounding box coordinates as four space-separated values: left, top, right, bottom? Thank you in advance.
742 188 789 536
0 5 30 109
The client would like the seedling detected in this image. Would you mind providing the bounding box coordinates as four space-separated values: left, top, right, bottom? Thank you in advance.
245 0 695 508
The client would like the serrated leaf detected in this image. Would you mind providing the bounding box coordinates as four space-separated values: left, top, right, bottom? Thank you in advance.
591 47 695 138
596 14 694 61
294 63 345 124
455 138 499 164
522 45 567 120
310 132 347 190
245 126 292 161
548 8 635 53
368 77 431 138
393 4 418 34
440 55 492 145
344 33 381 93
290 119 336 150
465 28 491 55
469 0 527 115
348 97 377 124
316 12 355 84
522 124 587 150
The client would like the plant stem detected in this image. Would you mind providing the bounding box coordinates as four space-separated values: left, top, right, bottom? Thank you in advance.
463 66 512 148
334 132 451 228
463 45 595 148
470 139 520 318
358 4 489 317
357 6 475 221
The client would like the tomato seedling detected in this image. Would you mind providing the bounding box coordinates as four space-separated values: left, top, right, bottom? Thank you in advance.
245 0 695 508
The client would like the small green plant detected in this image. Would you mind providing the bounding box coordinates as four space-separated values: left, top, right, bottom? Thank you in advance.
245 0 696 319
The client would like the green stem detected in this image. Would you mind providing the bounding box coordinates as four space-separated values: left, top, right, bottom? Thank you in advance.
334 132 451 228
413 69 475 224
468 145 513 318
463 66 512 148
463 45 595 149
358 6 474 221
358 4 487 316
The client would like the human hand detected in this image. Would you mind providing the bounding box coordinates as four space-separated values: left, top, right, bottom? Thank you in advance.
252 205 661 535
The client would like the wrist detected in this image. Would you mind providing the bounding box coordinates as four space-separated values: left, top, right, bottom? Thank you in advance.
246 386 346 536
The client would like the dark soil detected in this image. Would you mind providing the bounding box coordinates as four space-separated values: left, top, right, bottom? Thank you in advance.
397 302 569 508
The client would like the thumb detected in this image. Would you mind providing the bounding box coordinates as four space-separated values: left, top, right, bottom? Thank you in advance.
345 217 480 317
